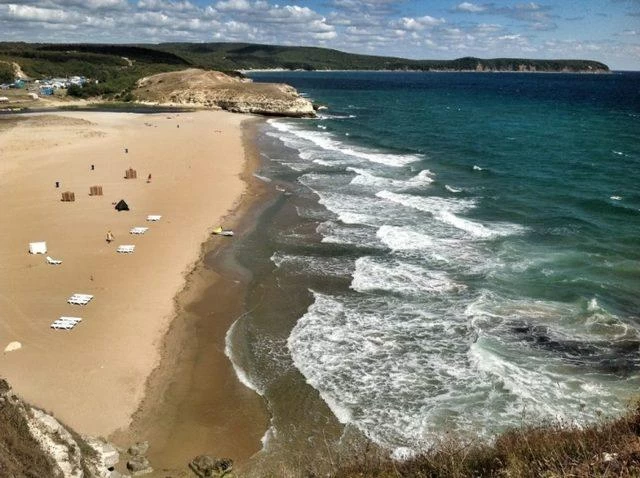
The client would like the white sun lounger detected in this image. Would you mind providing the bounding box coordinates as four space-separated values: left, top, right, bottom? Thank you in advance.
51 320 78 330
68 298 91 305
46 256 62 265
58 316 82 323
130 227 149 234
116 245 135 253
67 294 93 305
146 215 162 222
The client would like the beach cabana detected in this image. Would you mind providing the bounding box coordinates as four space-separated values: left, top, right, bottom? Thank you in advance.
115 199 129 211
29 242 47 254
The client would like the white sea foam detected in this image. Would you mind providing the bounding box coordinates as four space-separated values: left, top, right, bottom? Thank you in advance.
610 196 622 201
253 173 272 183
314 191 390 226
351 257 464 295
376 190 525 239
445 185 462 193
473 165 483 171
318 113 357 120
347 167 434 189
287 292 532 452
377 190 475 214
270 252 354 277
268 120 422 167
391 447 417 461
260 426 277 451
317 221 383 249
225 319 264 396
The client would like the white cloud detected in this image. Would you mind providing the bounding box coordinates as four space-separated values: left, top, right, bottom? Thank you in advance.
0 4 78 23
215 0 252 12
455 2 486 13
394 15 445 30
137 0 196 12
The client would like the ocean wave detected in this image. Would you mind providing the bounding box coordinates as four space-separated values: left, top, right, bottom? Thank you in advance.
270 252 354 278
225 319 265 396
375 225 491 271
312 191 395 226
287 291 541 452
268 120 422 167
376 190 525 239
347 167 434 189
318 114 357 120
317 221 383 249
351 256 465 296
445 185 462 193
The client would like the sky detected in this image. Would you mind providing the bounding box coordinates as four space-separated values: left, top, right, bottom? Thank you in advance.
1 0 639 70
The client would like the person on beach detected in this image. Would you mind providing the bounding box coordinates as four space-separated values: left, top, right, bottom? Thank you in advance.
106 230 114 243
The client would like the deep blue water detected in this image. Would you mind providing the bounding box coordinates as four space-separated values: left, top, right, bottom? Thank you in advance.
239 71 640 457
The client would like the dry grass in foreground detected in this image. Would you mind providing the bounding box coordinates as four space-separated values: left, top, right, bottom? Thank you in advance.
334 405 640 478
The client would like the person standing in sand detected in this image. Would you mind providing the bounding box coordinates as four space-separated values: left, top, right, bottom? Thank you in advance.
106 230 114 243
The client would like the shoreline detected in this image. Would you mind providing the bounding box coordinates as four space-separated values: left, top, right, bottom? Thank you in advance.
112 118 272 473
0 109 255 443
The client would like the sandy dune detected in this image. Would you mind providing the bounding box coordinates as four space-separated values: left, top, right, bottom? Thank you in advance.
0 110 248 436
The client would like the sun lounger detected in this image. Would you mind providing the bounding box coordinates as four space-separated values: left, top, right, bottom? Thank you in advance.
50 317 82 330
51 320 78 330
146 215 162 222
116 245 135 253
67 294 93 305
58 316 82 323
129 227 149 235
68 298 91 305
46 256 62 265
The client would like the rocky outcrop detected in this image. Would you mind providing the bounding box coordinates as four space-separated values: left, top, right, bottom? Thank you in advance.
126 455 152 475
133 68 315 118
189 455 233 477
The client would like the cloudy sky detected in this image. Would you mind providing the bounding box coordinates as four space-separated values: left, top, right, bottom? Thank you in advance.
1 0 639 70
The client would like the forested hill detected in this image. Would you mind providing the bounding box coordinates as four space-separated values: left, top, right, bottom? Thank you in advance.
0 42 609 100
158 43 610 73
0 42 609 80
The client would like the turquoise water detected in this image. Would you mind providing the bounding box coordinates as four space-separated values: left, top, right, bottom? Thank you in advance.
237 71 640 458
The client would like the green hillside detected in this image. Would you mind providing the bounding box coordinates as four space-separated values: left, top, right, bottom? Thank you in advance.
0 41 610 100
157 42 609 73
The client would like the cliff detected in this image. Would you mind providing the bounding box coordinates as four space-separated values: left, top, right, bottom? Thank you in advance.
0 379 121 478
133 68 315 117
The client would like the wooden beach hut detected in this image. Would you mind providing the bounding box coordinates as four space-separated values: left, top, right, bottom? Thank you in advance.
61 191 75 202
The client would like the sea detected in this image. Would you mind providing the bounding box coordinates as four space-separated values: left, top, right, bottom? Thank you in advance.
225 71 640 467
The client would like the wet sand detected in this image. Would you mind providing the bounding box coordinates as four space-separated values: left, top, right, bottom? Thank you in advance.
116 121 270 474
0 110 264 447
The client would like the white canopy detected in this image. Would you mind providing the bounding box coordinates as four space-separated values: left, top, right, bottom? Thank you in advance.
29 241 47 254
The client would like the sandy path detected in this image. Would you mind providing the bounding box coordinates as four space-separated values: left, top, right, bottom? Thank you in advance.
0 110 248 436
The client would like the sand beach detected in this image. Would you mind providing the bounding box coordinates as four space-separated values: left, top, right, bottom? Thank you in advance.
0 109 267 461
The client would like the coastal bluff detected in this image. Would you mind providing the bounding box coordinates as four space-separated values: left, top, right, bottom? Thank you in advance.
133 68 315 117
